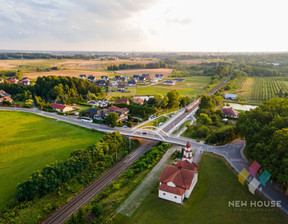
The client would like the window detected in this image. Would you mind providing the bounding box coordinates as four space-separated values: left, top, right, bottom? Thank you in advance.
174 196 177 199
163 193 166 195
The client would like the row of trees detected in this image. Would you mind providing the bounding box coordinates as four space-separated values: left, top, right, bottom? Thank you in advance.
107 61 169 70
16 132 138 202
0 75 104 105
236 98 288 190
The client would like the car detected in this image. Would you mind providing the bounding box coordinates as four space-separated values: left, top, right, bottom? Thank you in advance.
80 117 93 123
142 131 147 135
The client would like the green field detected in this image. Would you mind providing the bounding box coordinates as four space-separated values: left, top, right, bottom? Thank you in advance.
115 153 287 224
0 111 104 208
110 76 211 97
250 77 288 101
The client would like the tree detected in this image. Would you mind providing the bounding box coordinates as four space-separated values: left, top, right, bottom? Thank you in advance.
167 90 181 108
154 94 163 107
92 203 104 218
160 96 169 109
104 112 119 127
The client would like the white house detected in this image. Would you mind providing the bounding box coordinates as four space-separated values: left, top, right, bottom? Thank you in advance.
158 141 198 204
163 80 175 86
224 93 237 100
150 78 158 83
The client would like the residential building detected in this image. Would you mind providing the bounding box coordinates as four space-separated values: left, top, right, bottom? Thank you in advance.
139 77 146 83
87 75 96 83
134 97 144 105
101 76 109 81
117 84 125 92
163 80 175 86
7 77 18 84
173 79 185 82
121 76 128 82
51 103 75 113
89 106 129 122
87 100 109 108
155 74 164 80
79 74 87 79
224 93 237 100
95 80 107 87
128 80 136 86
0 90 10 97
0 96 13 104
150 78 158 83
222 107 239 118
116 98 130 104
158 141 198 204
20 77 32 85
133 75 140 80
109 80 118 87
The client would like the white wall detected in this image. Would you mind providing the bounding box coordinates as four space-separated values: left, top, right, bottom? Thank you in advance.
159 190 184 204
184 173 198 198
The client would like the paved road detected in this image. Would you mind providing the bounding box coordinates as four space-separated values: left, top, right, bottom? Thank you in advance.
42 140 158 224
212 140 288 214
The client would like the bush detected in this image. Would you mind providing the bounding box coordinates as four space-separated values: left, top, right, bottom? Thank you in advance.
92 203 104 218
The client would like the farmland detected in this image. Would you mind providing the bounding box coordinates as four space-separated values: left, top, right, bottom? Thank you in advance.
0 111 104 208
250 77 288 101
110 76 211 97
114 153 288 224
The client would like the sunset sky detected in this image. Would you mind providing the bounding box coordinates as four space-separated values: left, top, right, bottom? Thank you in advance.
1 0 287 52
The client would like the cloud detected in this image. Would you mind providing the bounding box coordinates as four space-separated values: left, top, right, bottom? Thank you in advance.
166 17 192 25
0 0 158 49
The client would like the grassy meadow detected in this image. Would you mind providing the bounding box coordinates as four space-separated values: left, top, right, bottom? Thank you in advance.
114 153 287 224
110 76 211 97
0 111 104 208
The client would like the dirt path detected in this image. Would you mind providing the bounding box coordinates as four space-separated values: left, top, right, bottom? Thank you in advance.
116 146 181 216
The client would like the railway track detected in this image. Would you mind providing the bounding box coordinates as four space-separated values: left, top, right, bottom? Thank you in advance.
42 76 231 223
162 76 231 133
43 140 157 224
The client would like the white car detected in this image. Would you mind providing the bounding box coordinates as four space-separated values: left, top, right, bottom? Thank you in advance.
80 117 93 123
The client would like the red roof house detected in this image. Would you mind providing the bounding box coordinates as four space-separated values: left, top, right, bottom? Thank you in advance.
158 142 198 204
7 77 18 84
115 98 130 104
222 107 239 118
133 97 144 105
0 96 13 104
51 103 75 113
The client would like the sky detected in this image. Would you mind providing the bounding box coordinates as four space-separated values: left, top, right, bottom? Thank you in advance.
0 0 288 52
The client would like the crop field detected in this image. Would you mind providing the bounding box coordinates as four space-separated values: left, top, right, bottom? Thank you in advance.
115 68 173 78
110 76 211 97
23 69 112 79
238 77 254 99
114 153 288 224
0 58 158 71
0 111 104 208
250 77 288 101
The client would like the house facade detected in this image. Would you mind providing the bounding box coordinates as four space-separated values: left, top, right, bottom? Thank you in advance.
89 106 129 122
158 141 198 204
222 107 239 118
163 80 175 86
51 103 75 113
224 93 237 100
7 77 18 84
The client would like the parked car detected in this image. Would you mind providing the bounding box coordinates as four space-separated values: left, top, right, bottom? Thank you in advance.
80 117 93 123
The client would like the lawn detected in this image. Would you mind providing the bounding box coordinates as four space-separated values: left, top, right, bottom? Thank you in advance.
114 153 287 224
0 111 104 208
